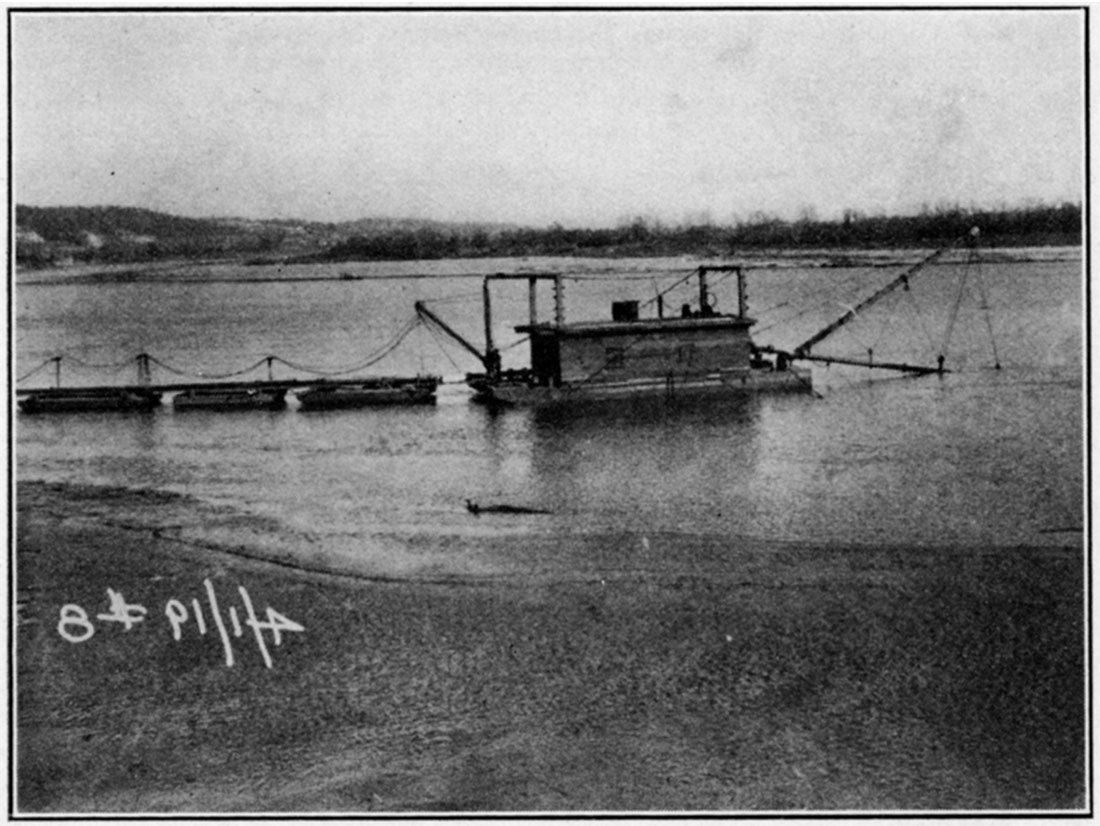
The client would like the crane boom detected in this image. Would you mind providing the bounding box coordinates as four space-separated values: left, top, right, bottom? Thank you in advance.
793 246 946 357
415 301 489 368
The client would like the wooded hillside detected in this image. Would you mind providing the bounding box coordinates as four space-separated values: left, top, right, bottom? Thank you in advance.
16 202 1081 267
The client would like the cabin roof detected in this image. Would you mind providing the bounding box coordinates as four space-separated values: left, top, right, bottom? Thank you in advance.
516 315 756 337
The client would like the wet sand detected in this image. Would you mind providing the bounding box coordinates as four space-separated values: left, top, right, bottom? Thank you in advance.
15 479 1085 813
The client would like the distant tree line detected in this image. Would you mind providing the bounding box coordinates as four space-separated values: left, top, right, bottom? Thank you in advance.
317 202 1082 262
16 201 1082 267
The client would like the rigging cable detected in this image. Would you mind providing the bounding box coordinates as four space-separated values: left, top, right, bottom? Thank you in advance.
273 316 420 375
53 353 136 372
972 252 1002 369
146 354 272 380
638 267 702 311
421 320 469 378
137 315 422 380
940 250 976 365
16 357 56 384
753 264 882 332
754 275 871 338
420 290 485 305
897 279 939 357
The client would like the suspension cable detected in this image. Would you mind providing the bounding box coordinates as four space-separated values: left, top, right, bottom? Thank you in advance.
55 353 136 371
146 354 272 380
91 314 424 381
272 317 420 376
16 357 56 384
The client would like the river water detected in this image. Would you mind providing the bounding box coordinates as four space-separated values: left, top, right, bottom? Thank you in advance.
14 251 1084 576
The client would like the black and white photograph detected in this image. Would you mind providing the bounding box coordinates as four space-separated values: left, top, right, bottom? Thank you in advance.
10 6 1087 815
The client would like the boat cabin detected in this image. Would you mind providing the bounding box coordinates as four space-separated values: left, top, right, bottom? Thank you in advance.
516 314 756 388
511 268 756 388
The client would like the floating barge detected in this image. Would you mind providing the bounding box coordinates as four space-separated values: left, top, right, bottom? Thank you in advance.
17 388 162 414
17 375 440 415
172 386 288 411
295 376 440 410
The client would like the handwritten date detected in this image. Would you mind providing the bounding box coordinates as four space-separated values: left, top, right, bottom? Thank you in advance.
58 578 304 669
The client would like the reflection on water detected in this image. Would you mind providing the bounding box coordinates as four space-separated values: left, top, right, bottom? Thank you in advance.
523 394 763 534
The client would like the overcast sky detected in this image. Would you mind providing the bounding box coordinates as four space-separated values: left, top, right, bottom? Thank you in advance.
12 9 1085 227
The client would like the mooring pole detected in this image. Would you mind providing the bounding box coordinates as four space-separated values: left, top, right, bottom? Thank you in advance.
136 353 151 386
483 277 494 356
737 267 747 318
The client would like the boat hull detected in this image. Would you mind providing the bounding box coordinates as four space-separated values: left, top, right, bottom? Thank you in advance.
473 365 812 408
18 389 162 414
296 378 439 410
172 387 287 411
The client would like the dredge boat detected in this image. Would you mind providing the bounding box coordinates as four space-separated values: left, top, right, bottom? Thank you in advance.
295 376 440 409
416 249 962 409
172 386 287 411
18 387 161 414
416 267 812 407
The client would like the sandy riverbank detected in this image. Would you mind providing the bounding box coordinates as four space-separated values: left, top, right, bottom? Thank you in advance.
14 479 1085 813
